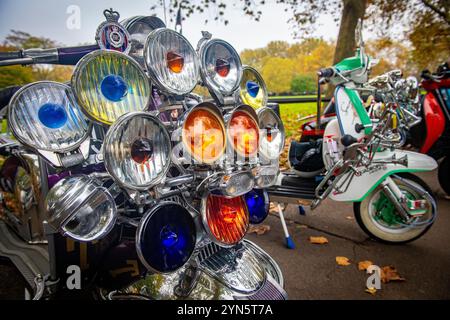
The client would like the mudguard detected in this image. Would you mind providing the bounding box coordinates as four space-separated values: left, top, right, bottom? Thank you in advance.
329 150 437 202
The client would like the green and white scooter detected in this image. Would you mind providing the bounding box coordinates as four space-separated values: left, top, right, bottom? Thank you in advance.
312 21 438 244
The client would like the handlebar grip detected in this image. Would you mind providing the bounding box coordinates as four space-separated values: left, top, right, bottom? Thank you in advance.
354 123 365 133
317 68 335 78
0 51 22 61
57 44 99 65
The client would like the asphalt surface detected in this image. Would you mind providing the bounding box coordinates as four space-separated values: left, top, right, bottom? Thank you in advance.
0 171 448 300
248 170 450 299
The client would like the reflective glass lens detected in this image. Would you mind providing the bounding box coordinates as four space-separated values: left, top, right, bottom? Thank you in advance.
204 194 249 246
228 110 259 157
201 39 242 95
257 107 285 160
72 50 150 125
244 189 269 224
145 28 199 95
8 82 89 152
104 112 171 190
137 202 196 273
239 66 268 109
182 104 226 164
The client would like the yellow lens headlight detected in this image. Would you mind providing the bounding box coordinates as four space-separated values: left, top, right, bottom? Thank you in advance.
239 66 268 110
71 50 150 125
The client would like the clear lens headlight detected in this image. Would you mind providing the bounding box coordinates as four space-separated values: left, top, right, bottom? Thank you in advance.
136 202 196 273
45 175 117 242
226 105 259 158
199 39 242 96
121 16 166 67
144 28 200 95
239 66 268 109
103 112 171 190
72 50 150 125
182 102 226 164
244 189 269 224
219 171 254 197
8 81 89 153
252 165 279 188
202 193 249 247
257 107 285 160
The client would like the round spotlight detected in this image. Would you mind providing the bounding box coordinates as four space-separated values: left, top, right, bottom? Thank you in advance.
239 66 268 110
257 107 285 160
71 50 150 125
226 105 259 158
244 189 269 224
136 202 196 273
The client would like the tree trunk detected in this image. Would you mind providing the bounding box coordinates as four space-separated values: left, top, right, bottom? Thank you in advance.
333 0 367 64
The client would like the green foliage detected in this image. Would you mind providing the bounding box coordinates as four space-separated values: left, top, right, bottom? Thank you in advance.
291 74 316 94
0 65 34 89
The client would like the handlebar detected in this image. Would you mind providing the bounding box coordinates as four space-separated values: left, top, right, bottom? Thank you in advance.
317 68 335 78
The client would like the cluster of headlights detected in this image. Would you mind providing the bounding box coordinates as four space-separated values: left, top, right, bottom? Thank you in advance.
7 23 284 275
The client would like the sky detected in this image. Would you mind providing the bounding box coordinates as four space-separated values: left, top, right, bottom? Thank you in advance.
0 0 359 52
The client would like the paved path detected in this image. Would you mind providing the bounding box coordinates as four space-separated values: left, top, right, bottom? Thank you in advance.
248 171 450 299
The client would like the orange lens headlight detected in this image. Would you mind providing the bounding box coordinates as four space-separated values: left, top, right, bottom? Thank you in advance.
228 110 259 157
182 104 226 164
204 193 249 246
167 51 184 73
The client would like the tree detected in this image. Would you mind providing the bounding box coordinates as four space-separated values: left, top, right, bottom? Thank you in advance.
155 0 449 74
291 74 316 94
261 57 296 94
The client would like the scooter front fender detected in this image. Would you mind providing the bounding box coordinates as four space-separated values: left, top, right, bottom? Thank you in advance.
329 150 437 202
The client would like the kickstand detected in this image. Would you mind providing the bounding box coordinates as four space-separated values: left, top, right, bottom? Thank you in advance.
276 203 295 249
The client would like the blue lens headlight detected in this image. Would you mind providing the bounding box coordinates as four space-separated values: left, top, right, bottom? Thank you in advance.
38 103 68 129
244 189 269 224
100 75 128 102
246 81 260 98
136 202 196 273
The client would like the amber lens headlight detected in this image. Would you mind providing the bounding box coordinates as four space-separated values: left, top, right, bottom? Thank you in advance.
239 66 268 109
144 28 200 95
45 175 117 242
8 81 89 153
199 39 242 95
104 112 171 191
136 202 196 273
202 193 249 247
71 50 150 125
227 105 259 158
182 102 226 164
257 107 285 160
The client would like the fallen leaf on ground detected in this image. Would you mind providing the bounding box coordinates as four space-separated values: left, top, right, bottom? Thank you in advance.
381 266 405 283
336 256 351 266
365 287 377 295
248 224 271 235
297 199 311 206
346 216 354 220
296 224 308 229
358 260 374 271
309 236 329 244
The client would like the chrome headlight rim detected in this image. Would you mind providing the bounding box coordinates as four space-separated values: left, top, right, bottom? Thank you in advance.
45 175 117 242
135 201 197 274
103 111 172 191
71 49 151 125
144 28 200 96
8 81 91 153
256 106 285 159
200 191 250 248
181 101 227 165
199 38 243 96
240 65 268 109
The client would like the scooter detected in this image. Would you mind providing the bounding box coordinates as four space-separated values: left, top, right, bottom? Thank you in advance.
285 21 438 244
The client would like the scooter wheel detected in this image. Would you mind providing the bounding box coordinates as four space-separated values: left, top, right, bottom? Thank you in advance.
353 173 435 244
438 156 450 196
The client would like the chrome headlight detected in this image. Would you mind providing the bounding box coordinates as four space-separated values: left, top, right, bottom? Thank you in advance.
121 16 166 67
239 66 268 110
8 81 89 153
218 171 255 198
244 189 269 224
181 102 226 165
201 193 249 247
199 38 242 96
144 28 200 95
71 50 150 125
252 165 279 188
103 112 171 191
257 107 285 161
45 175 117 242
226 105 259 160
136 202 196 273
